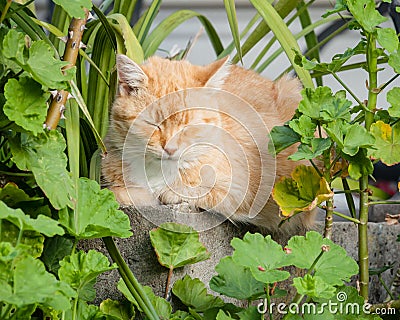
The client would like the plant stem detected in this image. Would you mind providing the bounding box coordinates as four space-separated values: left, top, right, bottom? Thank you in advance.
45 9 89 130
370 299 400 313
331 72 365 107
324 198 334 239
72 298 78 320
358 32 378 301
165 266 173 299
369 200 400 205
0 0 12 24
378 274 395 301
103 237 160 320
332 211 360 224
266 284 272 320
341 177 357 219
284 249 326 318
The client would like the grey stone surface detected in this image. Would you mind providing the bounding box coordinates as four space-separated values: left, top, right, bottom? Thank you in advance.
79 206 400 306
369 192 400 222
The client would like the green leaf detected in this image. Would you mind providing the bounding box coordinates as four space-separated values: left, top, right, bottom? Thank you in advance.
237 306 262 320
210 256 265 300
42 236 74 274
4 77 49 135
118 279 172 319
293 274 336 299
344 149 374 180
298 42 366 75
298 87 352 122
149 223 210 270
286 231 359 286
172 275 225 312
10 131 75 210
324 120 350 149
216 310 234 320
1 28 25 64
389 49 400 73
223 0 242 62
346 0 387 33
342 124 375 156
268 125 300 155
169 310 194 320
248 0 313 88
272 165 333 217
0 182 50 217
1 255 75 311
1 220 45 258
59 250 117 301
387 87 400 118
231 232 290 284
322 0 347 18
52 0 92 18
108 14 144 63
377 28 398 53
369 121 400 165
289 138 331 161
289 115 317 144
59 178 132 239
298 87 333 119
0 201 64 237
26 40 72 89
320 90 352 122
100 299 135 320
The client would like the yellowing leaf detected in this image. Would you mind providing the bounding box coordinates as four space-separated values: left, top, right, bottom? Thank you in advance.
369 121 400 165
272 165 333 217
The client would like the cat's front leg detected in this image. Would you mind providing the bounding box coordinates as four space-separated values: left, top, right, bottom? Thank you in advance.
110 185 160 206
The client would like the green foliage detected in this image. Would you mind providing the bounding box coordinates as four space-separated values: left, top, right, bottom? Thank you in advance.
293 274 336 299
100 299 135 320
52 0 92 18
2 29 73 90
231 232 290 283
59 178 132 239
210 256 266 300
10 131 75 210
58 250 117 301
0 253 75 312
4 77 50 135
118 279 172 319
150 222 210 270
0 201 64 237
286 231 359 286
172 276 225 312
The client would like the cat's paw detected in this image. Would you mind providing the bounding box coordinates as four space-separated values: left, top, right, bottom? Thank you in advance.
167 201 198 213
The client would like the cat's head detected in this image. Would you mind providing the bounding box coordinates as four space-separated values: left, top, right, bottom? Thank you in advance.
113 55 230 164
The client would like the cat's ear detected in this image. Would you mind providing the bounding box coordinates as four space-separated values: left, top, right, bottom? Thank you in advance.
204 56 230 88
116 54 148 96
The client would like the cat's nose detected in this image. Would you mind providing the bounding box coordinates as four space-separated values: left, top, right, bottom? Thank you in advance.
164 147 177 156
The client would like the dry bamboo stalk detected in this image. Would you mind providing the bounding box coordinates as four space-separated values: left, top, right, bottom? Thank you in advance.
44 9 89 130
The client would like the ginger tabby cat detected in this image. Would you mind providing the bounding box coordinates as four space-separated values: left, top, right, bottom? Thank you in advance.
102 54 315 233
